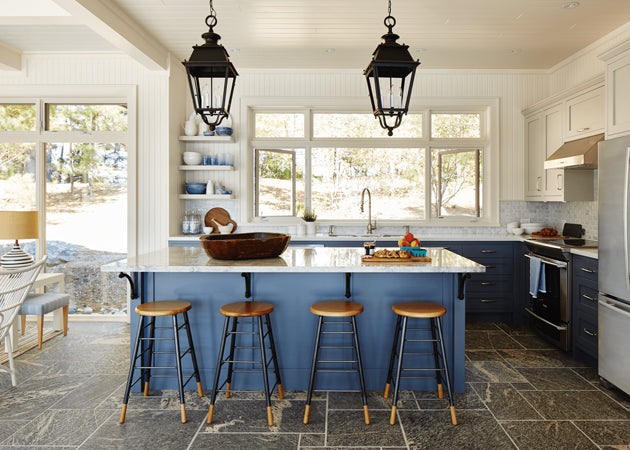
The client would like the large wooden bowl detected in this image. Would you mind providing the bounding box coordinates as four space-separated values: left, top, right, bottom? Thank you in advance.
200 232 291 260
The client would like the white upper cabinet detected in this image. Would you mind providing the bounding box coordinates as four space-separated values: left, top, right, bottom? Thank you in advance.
599 41 630 138
565 86 605 141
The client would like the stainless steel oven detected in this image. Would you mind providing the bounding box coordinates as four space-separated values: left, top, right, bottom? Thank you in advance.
523 223 597 352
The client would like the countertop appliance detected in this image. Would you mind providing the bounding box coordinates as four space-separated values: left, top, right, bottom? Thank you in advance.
598 135 630 396
523 223 597 352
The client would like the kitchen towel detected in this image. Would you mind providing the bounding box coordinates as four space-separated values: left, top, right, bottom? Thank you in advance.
529 256 547 298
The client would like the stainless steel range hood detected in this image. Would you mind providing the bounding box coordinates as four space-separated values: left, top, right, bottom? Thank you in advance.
544 133 604 169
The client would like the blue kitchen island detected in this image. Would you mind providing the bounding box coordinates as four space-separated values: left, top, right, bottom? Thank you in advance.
102 246 484 393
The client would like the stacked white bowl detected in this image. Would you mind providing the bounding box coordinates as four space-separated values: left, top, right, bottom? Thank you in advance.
183 151 202 165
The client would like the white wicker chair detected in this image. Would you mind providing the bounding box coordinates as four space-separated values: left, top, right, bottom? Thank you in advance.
0 257 46 386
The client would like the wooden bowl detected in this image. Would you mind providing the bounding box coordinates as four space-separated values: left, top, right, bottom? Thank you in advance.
200 232 291 260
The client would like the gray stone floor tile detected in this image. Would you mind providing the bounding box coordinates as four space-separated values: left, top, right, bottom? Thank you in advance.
98 385 210 412
501 420 598 450
497 349 588 369
465 349 504 361
495 322 537 336
0 420 28 443
3 409 113 446
520 390 630 420
51 374 126 410
191 432 300 449
299 433 325 446
400 409 516 449
573 420 630 446
511 382 536 391
327 390 413 410
487 332 525 349
0 360 46 391
326 410 405 447
470 382 542 420
517 367 597 391
596 384 630 411
572 367 599 382
80 409 206 450
203 399 326 433
464 322 502 331
465 361 528 383
416 383 485 410
510 334 556 350
465 331 492 349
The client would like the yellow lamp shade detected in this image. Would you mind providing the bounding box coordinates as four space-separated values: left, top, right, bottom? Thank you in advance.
0 211 39 240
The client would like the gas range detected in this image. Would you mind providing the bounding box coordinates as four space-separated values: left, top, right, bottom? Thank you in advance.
524 224 597 261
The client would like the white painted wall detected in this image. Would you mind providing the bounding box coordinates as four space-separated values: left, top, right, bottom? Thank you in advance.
0 52 172 255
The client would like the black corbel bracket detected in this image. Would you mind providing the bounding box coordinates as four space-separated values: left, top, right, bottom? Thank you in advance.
457 273 471 300
118 272 138 299
241 272 252 299
345 272 352 298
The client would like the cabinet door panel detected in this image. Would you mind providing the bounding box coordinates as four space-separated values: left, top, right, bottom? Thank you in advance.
544 106 564 198
566 86 605 140
608 54 630 137
525 115 543 199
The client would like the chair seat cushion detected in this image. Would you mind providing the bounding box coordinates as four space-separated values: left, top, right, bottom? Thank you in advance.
20 293 70 316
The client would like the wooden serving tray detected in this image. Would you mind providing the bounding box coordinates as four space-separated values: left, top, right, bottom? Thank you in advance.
362 256 432 263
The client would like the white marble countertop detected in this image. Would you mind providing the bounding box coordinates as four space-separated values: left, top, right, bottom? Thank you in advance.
102 246 486 274
570 248 598 259
169 233 524 242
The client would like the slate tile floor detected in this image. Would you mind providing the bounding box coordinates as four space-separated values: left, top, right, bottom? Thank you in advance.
1 321 630 449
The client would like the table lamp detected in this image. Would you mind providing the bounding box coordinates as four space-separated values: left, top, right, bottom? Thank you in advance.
0 210 39 269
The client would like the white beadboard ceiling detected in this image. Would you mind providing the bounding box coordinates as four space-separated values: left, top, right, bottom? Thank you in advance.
2 0 630 69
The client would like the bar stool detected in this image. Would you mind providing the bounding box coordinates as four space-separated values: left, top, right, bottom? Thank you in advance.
120 300 203 424
304 300 370 425
384 301 457 426
207 301 283 427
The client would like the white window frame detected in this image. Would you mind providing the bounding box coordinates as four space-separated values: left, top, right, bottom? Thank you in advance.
0 85 137 259
241 96 499 227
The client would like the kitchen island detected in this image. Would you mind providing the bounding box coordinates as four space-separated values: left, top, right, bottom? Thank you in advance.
102 246 484 393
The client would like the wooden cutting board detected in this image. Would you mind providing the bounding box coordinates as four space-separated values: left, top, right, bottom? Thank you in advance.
527 235 566 239
204 207 237 234
362 256 432 263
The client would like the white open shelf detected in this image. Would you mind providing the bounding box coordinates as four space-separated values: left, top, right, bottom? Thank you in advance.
179 165 234 171
179 135 233 143
179 194 235 200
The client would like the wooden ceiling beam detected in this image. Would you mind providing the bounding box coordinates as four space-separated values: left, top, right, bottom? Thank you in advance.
0 41 21 71
50 0 169 71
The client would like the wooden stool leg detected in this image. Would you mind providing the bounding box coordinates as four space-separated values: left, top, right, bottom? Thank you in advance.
208 316 230 424
143 317 156 396
62 305 68 336
120 316 145 423
182 311 204 397
304 315 323 425
430 318 444 398
390 316 408 426
256 316 273 426
171 314 187 423
20 315 26 336
351 316 370 425
264 314 283 399
37 315 44 349
225 317 238 399
435 317 457 426
384 315 402 398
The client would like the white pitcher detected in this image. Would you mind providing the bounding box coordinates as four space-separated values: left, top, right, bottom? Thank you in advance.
184 120 197 136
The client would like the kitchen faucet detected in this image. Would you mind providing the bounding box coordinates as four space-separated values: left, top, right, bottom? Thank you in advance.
360 188 376 234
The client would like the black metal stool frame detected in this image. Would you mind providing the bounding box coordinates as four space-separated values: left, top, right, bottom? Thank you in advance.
384 314 457 426
207 313 283 426
120 310 203 424
304 315 370 425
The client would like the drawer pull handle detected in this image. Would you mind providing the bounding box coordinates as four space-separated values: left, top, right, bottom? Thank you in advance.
481 250 496 253
480 299 496 303
580 267 596 274
582 294 596 302
577 127 590 132
480 281 496 286
583 328 597 337
485 265 496 269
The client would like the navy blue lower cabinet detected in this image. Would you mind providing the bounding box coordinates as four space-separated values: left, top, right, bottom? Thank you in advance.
130 271 467 394
572 255 598 367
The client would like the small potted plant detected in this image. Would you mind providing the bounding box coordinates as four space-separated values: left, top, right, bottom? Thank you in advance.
302 208 317 236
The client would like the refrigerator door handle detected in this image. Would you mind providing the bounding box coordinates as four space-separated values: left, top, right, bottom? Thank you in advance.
599 295 630 319
625 147 630 291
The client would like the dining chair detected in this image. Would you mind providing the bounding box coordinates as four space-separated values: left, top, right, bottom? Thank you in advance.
0 257 46 386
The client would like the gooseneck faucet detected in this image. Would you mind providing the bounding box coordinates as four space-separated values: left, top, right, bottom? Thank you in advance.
360 188 376 234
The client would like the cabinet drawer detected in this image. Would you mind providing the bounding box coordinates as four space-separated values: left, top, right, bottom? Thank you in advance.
573 255 598 282
459 243 512 259
574 314 598 356
470 258 513 276
574 282 598 312
466 294 513 312
466 275 512 294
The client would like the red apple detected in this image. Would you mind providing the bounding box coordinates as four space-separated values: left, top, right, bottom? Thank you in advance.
403 232 414 242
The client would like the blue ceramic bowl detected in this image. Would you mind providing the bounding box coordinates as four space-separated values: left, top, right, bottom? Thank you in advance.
185 183 206 195
215 127 233 136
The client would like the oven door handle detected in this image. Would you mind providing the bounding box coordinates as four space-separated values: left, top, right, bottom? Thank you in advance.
524 253 567 269
524 307 568 331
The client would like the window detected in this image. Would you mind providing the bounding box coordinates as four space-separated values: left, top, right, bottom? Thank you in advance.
0 98 130 317
250 102 496 225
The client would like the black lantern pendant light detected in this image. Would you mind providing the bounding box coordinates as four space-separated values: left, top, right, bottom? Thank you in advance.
364 0 420 136
183 0 238 130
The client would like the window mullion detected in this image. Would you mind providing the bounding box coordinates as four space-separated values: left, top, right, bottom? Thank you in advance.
425 147 432 221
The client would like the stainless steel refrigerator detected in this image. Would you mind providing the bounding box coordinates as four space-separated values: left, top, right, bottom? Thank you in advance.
598 135 630 395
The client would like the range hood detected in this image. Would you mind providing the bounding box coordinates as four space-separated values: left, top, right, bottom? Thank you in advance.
544 133 604 169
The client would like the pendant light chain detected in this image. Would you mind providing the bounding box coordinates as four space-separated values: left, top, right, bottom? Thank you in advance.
388 0 391 16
